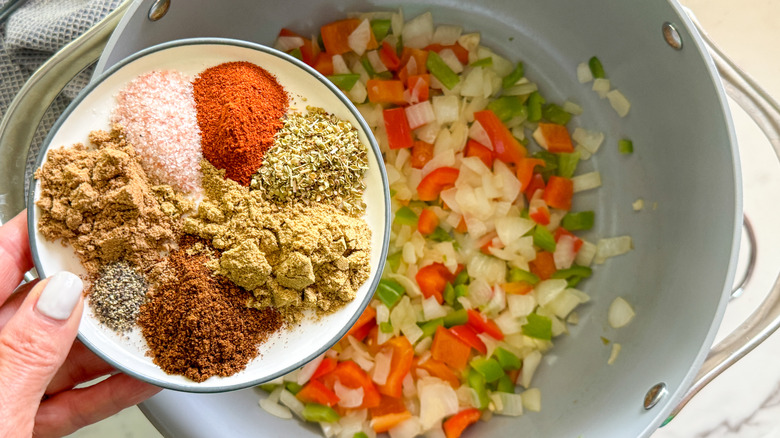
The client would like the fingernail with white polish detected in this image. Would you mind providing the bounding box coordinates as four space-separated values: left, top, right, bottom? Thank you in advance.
36 272 83 320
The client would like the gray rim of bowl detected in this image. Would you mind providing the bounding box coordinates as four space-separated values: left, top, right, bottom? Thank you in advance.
26 37 391 393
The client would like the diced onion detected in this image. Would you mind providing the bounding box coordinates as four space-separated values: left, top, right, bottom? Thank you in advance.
572 171 602 193
297 353 325 385
575 240 597 266
608 296 636 328
576 62 593 83
607 89 631 117
468 120 492 149
347 19 372 55
335 380 365 408
275 36 304 52
493 161 522 203
259 397 293 419
432 24 463 45
332 54 350 75
563 100 583 115
366 50 388 73
432 95 460 125
521 350 542 388
458 32 480 51
467 253 506 285
532 126 547 150
401 12 434 49
421 148 455 177
495 216 535 247
415 121 441 145
438 48 464 73
608 343 622 365
521 388 541 412
546 289 588 319
592 78 611 98
422 296 449 320
418 378 460 429
414 336 433 356
571 127 604 154
401 323 424 345
494 310 523 335
467 278 493 307
389 417 423 438
503 82 538 96
534 279 567 306
553 234 577 270
347 80 367 104
595 235 633 264
391 9 404 38
507 294 536 318
405 101 436 129
493 392 525 416
460 67 484 97
633 198 645 211
372 349 393 385
279 389 305 419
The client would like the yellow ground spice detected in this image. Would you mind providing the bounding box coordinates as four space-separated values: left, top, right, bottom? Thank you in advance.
184 160 372 322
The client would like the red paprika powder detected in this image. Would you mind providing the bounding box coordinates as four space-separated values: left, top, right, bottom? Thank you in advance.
193 61 288 186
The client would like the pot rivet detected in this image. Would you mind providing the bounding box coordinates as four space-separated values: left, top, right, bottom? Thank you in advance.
644 383 668 410
148 0 170 22
662 22 683 50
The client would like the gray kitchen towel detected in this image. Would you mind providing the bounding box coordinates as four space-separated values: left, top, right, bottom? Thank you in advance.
0 0 122 194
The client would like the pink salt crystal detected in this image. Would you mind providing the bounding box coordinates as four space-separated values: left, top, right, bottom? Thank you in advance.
112 70 203 194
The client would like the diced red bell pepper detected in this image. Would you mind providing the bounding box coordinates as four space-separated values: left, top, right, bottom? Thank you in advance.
383 107 414 150
538 122 575 153
443 408 482 438
367 79 406 105
345 305 376 342
449 325 488 355
296 379 340 407
417 167 459 201
379 41 401 71
431 326 472 371
466 309 504 341
530 250 557 281
311 357 338 381
313 52 334 76
464 139 494 169
415 262 454 304
320 19 378 55
406 74 430 103
524 173 546 200
543 175 574 210
398 48 428 84
370 396 408 417
474 110 526 165
415 358 461 388
410 140 434 169
377 336 415 398
321 360 381 409
516 158 546 192
417 208 439 235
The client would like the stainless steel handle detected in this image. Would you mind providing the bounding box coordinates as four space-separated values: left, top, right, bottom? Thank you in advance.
667 20 780 422
0 0 131 225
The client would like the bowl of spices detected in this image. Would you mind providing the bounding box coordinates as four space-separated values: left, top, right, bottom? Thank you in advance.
27 38 390 392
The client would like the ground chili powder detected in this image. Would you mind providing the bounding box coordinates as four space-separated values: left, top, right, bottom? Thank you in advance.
138 237 284 382
193 61 288 186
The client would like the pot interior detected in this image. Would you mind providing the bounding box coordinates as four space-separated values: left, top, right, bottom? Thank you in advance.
98 0 741 436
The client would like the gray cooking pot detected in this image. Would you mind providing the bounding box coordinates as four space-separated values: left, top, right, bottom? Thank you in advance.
2 0 780 437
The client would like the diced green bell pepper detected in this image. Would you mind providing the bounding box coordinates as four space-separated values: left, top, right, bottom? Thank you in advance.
302 403 340 423
493 347 522 371
470 357 505 383
561 211 595 231
507 268 540 285
326 73 361 91
444 308 468 327
394 206 418 226
542 103 571 125
502 61 525 89
527 91 545 122
377 278 405 308
426 51 460 90
533 225 556 252
370 19 392 41
495 373 516 393
467 368 490 409
522 313 553 340
557 151 580 179
588 56 606 79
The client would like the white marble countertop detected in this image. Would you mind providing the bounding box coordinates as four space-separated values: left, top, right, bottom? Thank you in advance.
67 1 780 437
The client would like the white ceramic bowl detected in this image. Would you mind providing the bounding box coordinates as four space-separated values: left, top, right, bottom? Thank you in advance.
27 38 390 392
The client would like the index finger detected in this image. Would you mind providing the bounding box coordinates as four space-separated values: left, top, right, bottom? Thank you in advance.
0 210 33 304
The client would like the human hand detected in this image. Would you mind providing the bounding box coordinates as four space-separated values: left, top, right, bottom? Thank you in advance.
0 211 162 437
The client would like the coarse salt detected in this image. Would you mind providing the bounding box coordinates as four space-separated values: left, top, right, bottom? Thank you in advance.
112 70 203 194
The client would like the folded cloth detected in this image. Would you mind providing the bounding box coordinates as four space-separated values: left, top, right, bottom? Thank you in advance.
0 0 122 194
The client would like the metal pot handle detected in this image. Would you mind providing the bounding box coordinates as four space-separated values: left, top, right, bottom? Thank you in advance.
0 1 130 225
665 19 780 423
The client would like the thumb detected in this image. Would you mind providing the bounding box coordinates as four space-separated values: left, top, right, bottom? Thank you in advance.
0 272 84 434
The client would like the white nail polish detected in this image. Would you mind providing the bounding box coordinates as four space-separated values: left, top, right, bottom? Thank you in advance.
35 272 84 321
